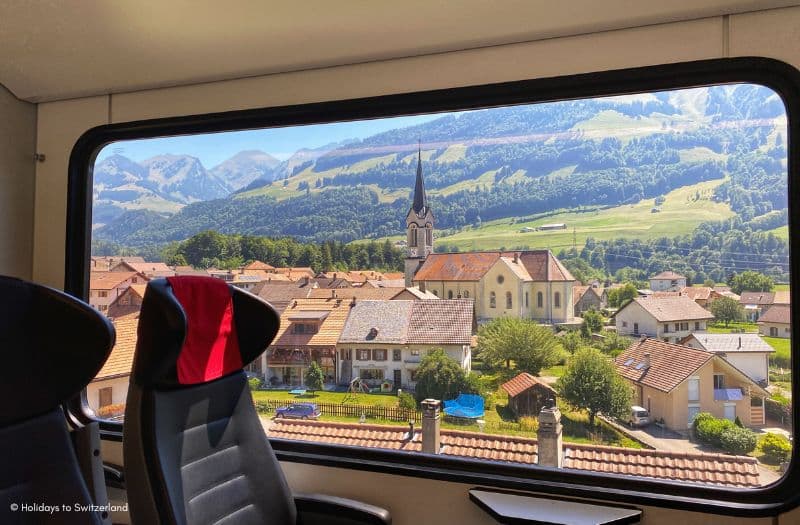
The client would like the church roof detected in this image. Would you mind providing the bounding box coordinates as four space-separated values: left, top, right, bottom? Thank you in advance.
411 146 428 216
413 250 574 282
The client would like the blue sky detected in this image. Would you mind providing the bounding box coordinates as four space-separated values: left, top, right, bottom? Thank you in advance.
96 113 448 168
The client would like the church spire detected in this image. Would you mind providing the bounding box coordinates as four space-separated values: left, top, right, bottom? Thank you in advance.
412 141 427 215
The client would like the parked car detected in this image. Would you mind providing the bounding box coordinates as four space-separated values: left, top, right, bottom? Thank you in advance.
628 406 651 427
275 403 321 420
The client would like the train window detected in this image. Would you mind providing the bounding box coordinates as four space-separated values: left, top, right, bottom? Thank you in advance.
68 58 800 513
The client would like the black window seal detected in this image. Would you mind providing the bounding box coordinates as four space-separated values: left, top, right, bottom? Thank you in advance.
64 56 800 517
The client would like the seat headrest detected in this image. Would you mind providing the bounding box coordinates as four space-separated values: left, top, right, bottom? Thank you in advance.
0 276 115 426
132 276 280 388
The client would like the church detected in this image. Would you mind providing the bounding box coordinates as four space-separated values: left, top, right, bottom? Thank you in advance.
403 150 576 325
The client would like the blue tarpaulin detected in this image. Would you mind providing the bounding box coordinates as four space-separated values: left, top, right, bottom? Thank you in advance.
443 394 485 419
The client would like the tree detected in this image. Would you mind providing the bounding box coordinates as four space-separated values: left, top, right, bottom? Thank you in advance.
606 283 638 308
557 348 631 426
414 349 471 402
477 317 560 375
710 296 744 327
560 331 583 355
580 309 604 338
305 361 325 394
729 270 774 295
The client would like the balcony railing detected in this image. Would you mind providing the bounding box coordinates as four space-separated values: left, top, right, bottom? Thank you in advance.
714 388 744 401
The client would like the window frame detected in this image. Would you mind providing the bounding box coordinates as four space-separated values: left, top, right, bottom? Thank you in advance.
64 57 800 517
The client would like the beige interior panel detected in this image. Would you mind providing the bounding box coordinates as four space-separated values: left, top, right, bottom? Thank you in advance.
0 1 793 103
33 96 108 288
730 5 800 70
0 84 35 279
112 18 723 123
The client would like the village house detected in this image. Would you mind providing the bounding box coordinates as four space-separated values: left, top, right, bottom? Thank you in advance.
649 271 687 291
337 299 475 389
680 333 774 385
86 315 138 418
676 286 720 308
739 291 789 321
615 338 769 431
106 283 147 318
258 298 353 387
111 259 175 279
89 271 147 312
614 295 713 343
573 285 606 317
758 304 791 339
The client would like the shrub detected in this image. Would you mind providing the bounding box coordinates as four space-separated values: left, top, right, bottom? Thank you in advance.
519 417 539 433
398 392 417 411
691 412 715 431
734 415 744 428
719 426 758 455
760 433 792 463
248 376 263 391
696 416 735 447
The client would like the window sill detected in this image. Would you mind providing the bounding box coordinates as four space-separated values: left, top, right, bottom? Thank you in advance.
468 488 642 525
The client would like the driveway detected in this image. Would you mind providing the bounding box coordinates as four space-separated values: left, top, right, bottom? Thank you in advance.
602 417 782 485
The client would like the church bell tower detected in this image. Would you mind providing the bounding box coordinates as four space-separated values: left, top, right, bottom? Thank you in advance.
405 145 434 286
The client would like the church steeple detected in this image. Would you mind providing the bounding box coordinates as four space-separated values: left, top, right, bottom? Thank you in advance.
412 144 428 216
404 142 435 287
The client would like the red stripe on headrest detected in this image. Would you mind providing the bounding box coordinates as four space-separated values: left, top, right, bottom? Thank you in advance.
167 276 242 384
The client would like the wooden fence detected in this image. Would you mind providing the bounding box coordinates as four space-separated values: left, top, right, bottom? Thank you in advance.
255 399 423 422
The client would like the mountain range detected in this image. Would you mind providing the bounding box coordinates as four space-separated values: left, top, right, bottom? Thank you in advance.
94 84 787 246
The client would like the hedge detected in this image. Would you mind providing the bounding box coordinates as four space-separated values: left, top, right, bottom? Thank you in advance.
760 433 792 463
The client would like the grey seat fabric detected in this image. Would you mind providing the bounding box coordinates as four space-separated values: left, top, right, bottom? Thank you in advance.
124 278 295 525
0 275 115 525
0 410 102 525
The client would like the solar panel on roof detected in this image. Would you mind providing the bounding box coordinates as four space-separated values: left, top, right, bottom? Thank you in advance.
624 359 634 366
634 362 646 370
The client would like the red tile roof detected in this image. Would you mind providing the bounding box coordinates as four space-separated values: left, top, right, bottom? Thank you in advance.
94 316 137 380
244 260 275 271
623 296 714 322
615 338 713 393
501 373 556 397
308 287 403 301
264 420 760 487
678 286 713 301
758 304 791 325
89 271 144 290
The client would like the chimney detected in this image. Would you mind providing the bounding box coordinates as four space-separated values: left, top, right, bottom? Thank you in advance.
331 289 337 299
351 296 357 306
536 399 563 468
421 399 441 454
514 252 520 264
738 336 742 349
407 420 415 442
643 352 651 369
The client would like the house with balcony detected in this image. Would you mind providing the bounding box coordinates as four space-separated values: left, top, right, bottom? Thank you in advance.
337 299 475 390
615 338 769 431
258 297 353 387
613 295 714 343
680 333 774 385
